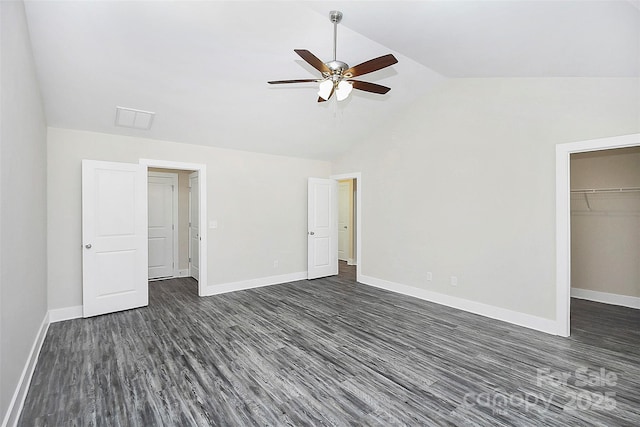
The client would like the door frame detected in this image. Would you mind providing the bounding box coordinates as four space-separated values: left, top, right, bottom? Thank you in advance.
148 171 179 279
331 172 362 282
555 133 639 337
140 159 207 296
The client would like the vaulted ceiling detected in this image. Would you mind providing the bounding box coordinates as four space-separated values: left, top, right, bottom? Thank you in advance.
24 1 640 160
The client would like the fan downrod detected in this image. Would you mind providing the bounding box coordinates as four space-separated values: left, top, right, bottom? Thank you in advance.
328 11 345 68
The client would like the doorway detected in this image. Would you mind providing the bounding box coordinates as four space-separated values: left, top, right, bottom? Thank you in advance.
141 159 207 296
147 168 198 282
555 133 639 337
569 147 640 306
337 179 356 266
332 173 362 282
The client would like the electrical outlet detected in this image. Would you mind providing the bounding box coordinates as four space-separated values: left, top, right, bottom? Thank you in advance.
450 276 458 286
426 272 433 281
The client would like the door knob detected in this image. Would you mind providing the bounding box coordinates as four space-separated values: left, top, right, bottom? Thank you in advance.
309 231 315 235
85 244 92 249
343 226 348 229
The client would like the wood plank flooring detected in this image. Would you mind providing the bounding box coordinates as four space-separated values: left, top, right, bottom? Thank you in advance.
19 264 640 426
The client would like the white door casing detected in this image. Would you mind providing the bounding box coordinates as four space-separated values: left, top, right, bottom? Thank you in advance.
308 178 338 279
148 173 177 280
189 172 200 280
555 133 640 337
82 160 148 317
139 159 207 297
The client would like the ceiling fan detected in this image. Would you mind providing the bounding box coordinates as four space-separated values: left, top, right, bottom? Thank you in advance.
268 11 398 103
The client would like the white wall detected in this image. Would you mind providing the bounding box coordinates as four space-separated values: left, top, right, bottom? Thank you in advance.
0 0 48 422
332 77 640 322
571 148 640 298
47 128 331 310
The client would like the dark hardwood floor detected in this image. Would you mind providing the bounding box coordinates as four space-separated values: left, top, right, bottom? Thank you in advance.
19 263 640 426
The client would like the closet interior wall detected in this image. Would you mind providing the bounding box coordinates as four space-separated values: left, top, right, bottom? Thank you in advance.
570 147 640 301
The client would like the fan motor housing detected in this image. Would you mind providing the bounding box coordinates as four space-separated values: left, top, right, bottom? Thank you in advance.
325 60 349 77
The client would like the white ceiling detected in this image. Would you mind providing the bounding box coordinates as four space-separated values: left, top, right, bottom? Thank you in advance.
24 0 640 160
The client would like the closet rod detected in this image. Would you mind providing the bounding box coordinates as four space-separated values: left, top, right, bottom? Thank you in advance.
571 187 640 194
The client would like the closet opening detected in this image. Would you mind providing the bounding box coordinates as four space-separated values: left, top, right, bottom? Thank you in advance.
569 147 640 330
556 134 638 336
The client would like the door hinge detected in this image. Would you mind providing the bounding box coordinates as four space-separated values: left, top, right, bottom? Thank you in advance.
189 222 191 227
172 224 174 230
189 257 191 262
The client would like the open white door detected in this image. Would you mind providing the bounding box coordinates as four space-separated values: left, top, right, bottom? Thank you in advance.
82 160 148 317
189 172 199 280
308 178 338 279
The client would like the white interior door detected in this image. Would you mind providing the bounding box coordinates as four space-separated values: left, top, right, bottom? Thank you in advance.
189 172 200 280
82 160 148 318
308 178 338 279
148 173 176 280
338 180 351 261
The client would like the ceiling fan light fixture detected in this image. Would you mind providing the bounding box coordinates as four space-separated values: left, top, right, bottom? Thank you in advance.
268 11 397 103
318 80 333 100
336 80 353 101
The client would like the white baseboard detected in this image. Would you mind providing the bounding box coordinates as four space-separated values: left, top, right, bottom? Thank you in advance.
176 269 189 278
359 275 561 335
1 312 49 427
203 271 307 296
49 305 83 323
347 259 357 266
571 288 640 309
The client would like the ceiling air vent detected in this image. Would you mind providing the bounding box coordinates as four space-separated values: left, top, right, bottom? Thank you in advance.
115 106 155 130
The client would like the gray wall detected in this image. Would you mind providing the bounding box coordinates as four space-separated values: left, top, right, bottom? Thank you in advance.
0 0 48 421
332 77 640 321
47 128 331 310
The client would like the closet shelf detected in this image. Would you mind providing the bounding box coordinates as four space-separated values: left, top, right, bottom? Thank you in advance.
571 187 640 194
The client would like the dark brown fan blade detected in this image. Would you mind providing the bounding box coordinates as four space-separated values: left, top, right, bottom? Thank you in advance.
345 54 398 78
295 49 330 74
317 86 335 103
268 79 320 84
349 80 391 95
